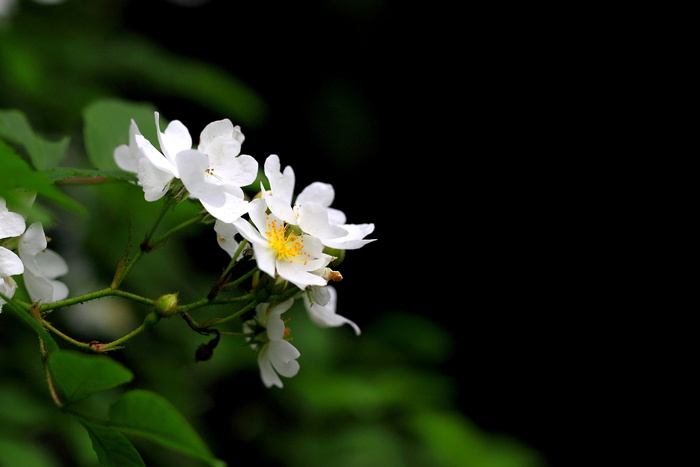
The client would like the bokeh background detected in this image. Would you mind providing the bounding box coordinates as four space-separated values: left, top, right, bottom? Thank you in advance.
2 1 574 466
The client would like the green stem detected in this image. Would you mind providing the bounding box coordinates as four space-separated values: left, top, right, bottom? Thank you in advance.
97 322 148 352
221 266 258 290
200 299 258 328
112 195 178 288
221 240 249 278
150 212 208 247
38 288 154 313
176 292 256 314
42 320 94 351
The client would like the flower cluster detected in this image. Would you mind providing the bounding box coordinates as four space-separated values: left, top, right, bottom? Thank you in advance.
115 112 375 387
0 197 69 312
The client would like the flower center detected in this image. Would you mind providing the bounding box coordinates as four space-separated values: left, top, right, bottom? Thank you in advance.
204 167 222 181
265 217 310 264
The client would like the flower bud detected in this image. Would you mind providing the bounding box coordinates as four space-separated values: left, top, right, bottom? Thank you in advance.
154 292 179 317
143 311 161 327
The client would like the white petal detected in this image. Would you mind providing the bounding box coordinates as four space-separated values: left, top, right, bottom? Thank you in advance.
258 345 283 388
215 153 258 187
18 223 47 256
0 200 26 238
22 264 54 303
266 298 294 340
276 260 327 290
327 207 347 226
268 340 300 377
114 120 143 173
296 182 335 208
246 198 273 233
252 247 279 279
49 279 69 302
297 203 347 239
214 220 240 258
135 134 178 176
322 223 376 250
232 216 267 247
0 247 24 276
1 276 18 308
34 249 68 280
304 286 360 335
264 154 295 204
155 112 192 163
176 150 224 203
199 119 234 147
265 195 296 225
137 158 173 202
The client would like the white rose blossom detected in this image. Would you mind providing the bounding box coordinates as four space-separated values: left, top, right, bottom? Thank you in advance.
114 113 257 223
18 222 69 303
0 198 26 312
261 154 376 250
233 198 333 290
243 298 300 388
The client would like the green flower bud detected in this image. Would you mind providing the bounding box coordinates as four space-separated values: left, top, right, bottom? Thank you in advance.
143 311 161 327
154 292 179 317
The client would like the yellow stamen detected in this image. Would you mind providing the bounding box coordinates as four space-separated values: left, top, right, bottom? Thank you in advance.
265 217 311 264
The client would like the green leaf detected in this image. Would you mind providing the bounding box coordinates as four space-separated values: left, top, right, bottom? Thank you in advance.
48 350 134 405
109 390 223 466
75 417 145 467
0 141 86 216
43 167 138 184
0 292 59 354
0 108 70 170
83 98 158 171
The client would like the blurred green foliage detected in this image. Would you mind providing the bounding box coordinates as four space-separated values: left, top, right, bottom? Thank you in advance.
1 1 547 466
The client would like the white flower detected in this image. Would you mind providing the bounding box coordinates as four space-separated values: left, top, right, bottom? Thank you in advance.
261 154 375 250
243 298 300 388
113 113 187 201
233 198 332 290
303 285 360 335
115 114 257 222
18 222 69 303
177 119 258 223
0 197 25 311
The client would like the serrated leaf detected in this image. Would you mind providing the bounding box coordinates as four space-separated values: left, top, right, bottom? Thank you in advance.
83 98 158 171
76 417 145 467
48 350 134 405
110 390 224 466
0 108 70 170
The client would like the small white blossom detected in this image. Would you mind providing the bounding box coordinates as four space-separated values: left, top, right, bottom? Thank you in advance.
261 154 375 250
243 299 300 388
18 223 69 303
303 285 360 335
115 114 257 223
233 198 332 290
